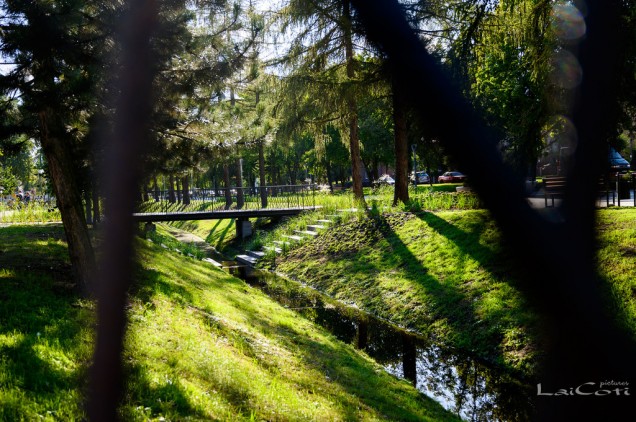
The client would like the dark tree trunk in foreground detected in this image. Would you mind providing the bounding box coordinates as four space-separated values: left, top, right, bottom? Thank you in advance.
351 0 635 420
87 1 157 419
39 109 96 295
392 75 409 206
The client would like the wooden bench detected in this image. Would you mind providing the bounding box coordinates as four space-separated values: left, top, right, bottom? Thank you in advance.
543 176 567 207
543 176 616 207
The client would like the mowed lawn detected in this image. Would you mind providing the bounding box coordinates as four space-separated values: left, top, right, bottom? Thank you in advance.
0 224 458 421
273 208 636 376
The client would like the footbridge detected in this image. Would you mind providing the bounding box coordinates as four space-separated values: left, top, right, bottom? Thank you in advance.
133 185 319 238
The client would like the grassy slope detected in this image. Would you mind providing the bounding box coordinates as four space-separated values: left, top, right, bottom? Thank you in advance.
0 225 93 421
0 224 458 421
272 208 636 376
596 208 636 337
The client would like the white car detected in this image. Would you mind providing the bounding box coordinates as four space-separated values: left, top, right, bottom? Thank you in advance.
410 171 430 184
375 174 395 186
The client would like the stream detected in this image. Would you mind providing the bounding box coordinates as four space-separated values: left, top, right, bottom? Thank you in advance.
231 266 535 421
158 225 535 421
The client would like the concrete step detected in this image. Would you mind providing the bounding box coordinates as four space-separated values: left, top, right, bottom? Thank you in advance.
306 224 326 231
263 246 283 254
282 234 304 242
294 230 318 237
202 258 223 267
247 250 266 259
236 254 258 267
316 219 333 224
272 240 291 247
337 208 358 213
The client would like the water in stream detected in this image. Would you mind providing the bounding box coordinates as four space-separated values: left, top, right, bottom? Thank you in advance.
225 265 535 421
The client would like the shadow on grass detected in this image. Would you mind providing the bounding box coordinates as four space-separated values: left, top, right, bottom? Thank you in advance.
0 266 91 419
285 213 526 369
413 212 514 279
122 362 214 420
205 218 234 248
375 215 498 352
213 293 456 421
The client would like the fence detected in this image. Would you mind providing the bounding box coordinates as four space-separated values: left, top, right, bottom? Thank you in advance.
138 184 317 213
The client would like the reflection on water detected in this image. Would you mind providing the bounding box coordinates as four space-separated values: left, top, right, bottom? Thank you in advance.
231 266 535 421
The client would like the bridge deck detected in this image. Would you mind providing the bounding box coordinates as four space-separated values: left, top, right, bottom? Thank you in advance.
132 206 319 222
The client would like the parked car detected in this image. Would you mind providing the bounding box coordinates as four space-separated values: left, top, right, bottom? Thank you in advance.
438 171 466 183
410 171 430 184
374 174 395 186
609 147 630 172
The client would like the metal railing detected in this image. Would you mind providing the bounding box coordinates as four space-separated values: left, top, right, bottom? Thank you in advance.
137 184 317 214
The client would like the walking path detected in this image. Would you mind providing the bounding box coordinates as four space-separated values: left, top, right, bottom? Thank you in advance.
161 226 218 256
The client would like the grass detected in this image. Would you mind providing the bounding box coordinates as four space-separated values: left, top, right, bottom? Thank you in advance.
0 225 93 421
269 208 636 377
596 208 636 337
0 224 459 421
0 201 61 223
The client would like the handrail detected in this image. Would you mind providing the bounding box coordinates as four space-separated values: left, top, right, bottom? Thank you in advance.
140 184 317 214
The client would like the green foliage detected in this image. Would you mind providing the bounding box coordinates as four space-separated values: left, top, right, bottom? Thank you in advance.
468 0 555 174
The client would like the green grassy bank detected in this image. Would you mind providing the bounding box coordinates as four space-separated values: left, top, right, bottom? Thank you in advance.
0 224 458 421
269 208 636 376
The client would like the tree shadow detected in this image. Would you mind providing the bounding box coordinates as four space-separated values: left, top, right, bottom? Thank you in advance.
0 267 92 418
205 218 234 248
294 213 532 373
413 212 516 279
203 292 455 421
122 361 213 420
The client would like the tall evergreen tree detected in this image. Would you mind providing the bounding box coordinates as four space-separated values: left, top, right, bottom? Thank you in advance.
0 0 109 293
275 0 371 200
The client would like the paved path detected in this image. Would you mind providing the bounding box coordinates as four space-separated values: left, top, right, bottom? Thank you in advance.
161 226 218 257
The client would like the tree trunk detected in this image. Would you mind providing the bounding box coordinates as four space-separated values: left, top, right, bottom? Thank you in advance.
39 109 96 295
223 164 232 209
168 174 176 203
392 75 410 205
325 158 334 193
176 177 182 203
182 176 190 205
258 140 268 207
343 0 365 201
153 176 159 201
236 157 244 209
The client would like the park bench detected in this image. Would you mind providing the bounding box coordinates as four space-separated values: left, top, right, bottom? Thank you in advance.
543 176 567 207
543 176 616 207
